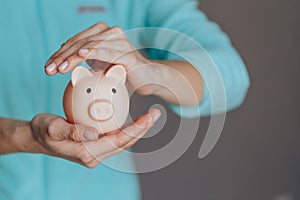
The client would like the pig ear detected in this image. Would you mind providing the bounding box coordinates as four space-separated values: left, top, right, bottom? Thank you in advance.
71 66 93 86
105 65 126 84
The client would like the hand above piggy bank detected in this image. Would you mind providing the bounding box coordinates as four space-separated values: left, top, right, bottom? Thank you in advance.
63 65 129 134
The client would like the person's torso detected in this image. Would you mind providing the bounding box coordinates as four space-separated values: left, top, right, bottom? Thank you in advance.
0 1 147 199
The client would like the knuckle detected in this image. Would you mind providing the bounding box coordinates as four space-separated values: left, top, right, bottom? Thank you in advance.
116 136 129 148
55 55 66 63
95 22 108 31
78 151 96 168
82 37 90 44
60 42 66 48
79 157 89 166
69 129 77 140
74 40 86 49
30 114 44 132
47 117 62 137
111 26 123 33
80 157 91 165
47 117 63 137
87 40 100 47
85 161 99 169
31 114 43 124
66 38 75 45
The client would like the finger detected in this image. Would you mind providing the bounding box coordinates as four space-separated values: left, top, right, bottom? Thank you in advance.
70 124 100 142
45 22 109 75
58 44 125 74
54 39 105 74
55 51 89 74
49 117 99 142
44 62 59 76
52 40 88 74
77 109 161 168
95 108 161 162
51 40 103 74
47 26 124 74
56 46 89 74
76 44 134 68
51 27 127 74
110 108 161 147
80 47 132 67
47 117 73 140
84 108 161 157
53 39 109 74
45 39 92 75
79 38 134 55
49 22 108 61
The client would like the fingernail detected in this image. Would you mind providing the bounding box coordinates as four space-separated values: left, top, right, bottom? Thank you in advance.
84 130 95 141
45 63 56 73
152 112 161 122
45 59 52 67
79 48 90 56
58 61 68 71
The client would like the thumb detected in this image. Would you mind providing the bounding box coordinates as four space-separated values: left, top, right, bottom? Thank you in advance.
69 124 99 142
55 118 99 142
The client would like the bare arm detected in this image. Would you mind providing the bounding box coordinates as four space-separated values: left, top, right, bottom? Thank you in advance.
0 118 30 154
141 60 203 106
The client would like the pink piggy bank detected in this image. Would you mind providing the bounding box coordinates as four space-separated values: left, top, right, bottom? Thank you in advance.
63 65 129 134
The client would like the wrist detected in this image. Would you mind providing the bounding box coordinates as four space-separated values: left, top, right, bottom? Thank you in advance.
4 120 40 153
127 58 161 95
142 62 170 96
0 119 26 153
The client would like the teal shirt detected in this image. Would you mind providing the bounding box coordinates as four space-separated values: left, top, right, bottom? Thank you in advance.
0 0 250 199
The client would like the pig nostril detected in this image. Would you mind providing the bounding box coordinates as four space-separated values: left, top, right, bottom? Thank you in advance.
103 108 107 113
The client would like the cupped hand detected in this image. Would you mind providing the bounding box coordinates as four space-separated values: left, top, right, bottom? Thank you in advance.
29 109 160 168
44 22 158 96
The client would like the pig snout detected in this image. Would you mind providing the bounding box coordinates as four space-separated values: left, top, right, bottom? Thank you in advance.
89 100 113 121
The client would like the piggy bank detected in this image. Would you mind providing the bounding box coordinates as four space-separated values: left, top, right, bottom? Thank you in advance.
63 65 129 134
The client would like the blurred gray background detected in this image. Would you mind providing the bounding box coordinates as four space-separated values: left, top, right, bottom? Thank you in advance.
132 0 300 199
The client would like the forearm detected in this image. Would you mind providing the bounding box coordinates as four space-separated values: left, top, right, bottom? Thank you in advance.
0 118 36 154
148 60 203 106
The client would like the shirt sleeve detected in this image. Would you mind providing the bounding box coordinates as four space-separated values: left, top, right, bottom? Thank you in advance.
141 0 250 118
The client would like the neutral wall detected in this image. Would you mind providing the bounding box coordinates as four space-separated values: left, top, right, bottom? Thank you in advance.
133 0 300 199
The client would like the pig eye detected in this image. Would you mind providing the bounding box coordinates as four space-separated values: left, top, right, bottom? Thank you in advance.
112 88 117 94
86 88 92 94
